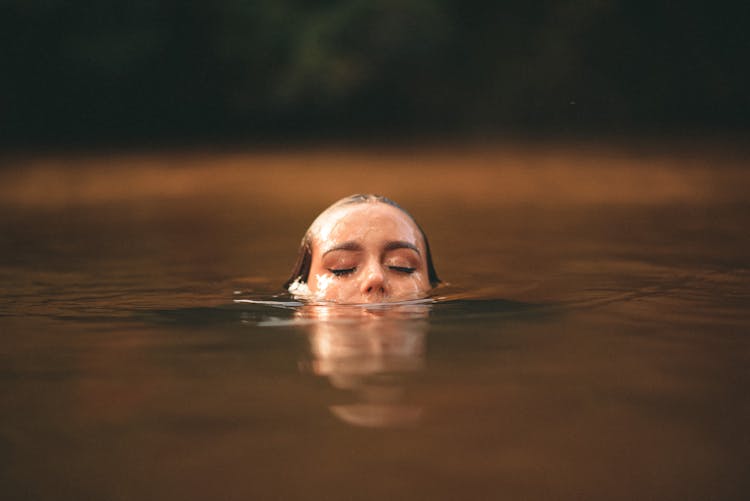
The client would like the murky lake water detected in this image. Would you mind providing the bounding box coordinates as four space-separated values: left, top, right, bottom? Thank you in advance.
1 142 749 500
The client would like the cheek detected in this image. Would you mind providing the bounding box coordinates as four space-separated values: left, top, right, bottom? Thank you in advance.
311 273 350 302
312 273 335 296
310 272 357 301
391 272 430 294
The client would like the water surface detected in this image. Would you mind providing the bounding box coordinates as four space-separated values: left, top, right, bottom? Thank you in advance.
1 143 749 500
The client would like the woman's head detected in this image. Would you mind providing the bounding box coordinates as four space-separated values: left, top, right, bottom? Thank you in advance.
285 194 439 303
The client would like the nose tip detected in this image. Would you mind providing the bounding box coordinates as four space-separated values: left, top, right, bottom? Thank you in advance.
361 265 387 298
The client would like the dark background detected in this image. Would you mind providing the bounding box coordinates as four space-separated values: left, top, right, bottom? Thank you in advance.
2 0 748 148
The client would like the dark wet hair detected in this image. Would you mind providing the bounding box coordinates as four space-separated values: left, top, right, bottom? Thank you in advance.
284 194 440 289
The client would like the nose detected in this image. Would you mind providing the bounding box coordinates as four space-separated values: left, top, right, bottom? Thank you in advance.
360 262 388 299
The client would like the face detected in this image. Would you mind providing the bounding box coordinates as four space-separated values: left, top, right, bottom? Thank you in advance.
306 202 431 303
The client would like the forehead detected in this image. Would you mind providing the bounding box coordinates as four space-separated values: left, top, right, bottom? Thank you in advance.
309 202 422 246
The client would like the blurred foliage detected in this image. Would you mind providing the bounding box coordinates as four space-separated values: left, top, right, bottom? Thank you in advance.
1 0 747 145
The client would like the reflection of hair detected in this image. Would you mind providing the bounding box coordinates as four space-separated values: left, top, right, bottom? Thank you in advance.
284 194 440 289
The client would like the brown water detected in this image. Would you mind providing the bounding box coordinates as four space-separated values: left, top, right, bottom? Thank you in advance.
1 142 749 500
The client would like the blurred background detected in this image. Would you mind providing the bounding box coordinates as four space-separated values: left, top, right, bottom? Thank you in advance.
2 0 748 149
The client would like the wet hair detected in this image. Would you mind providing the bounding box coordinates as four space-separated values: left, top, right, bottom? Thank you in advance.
284 194 440 289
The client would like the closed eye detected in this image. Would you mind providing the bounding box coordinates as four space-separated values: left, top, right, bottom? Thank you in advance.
330 267 356 277
389 266 416 274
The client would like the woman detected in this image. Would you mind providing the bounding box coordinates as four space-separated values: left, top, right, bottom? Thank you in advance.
285 194 440 303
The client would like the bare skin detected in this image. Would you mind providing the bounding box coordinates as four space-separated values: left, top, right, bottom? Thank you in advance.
305 203 431 303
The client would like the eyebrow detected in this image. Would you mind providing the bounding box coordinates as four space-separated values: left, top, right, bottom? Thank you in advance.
322 240 421 256
322 241 363 256
384 240 421 255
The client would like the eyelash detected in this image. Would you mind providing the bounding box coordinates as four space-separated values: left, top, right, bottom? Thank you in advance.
390 266 416 274
328 266 415 276
330 268 355 276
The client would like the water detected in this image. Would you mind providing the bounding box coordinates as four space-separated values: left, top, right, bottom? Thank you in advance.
1 143 749 500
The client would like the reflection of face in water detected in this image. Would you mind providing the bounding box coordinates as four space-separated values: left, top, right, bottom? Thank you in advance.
298 304 429 428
